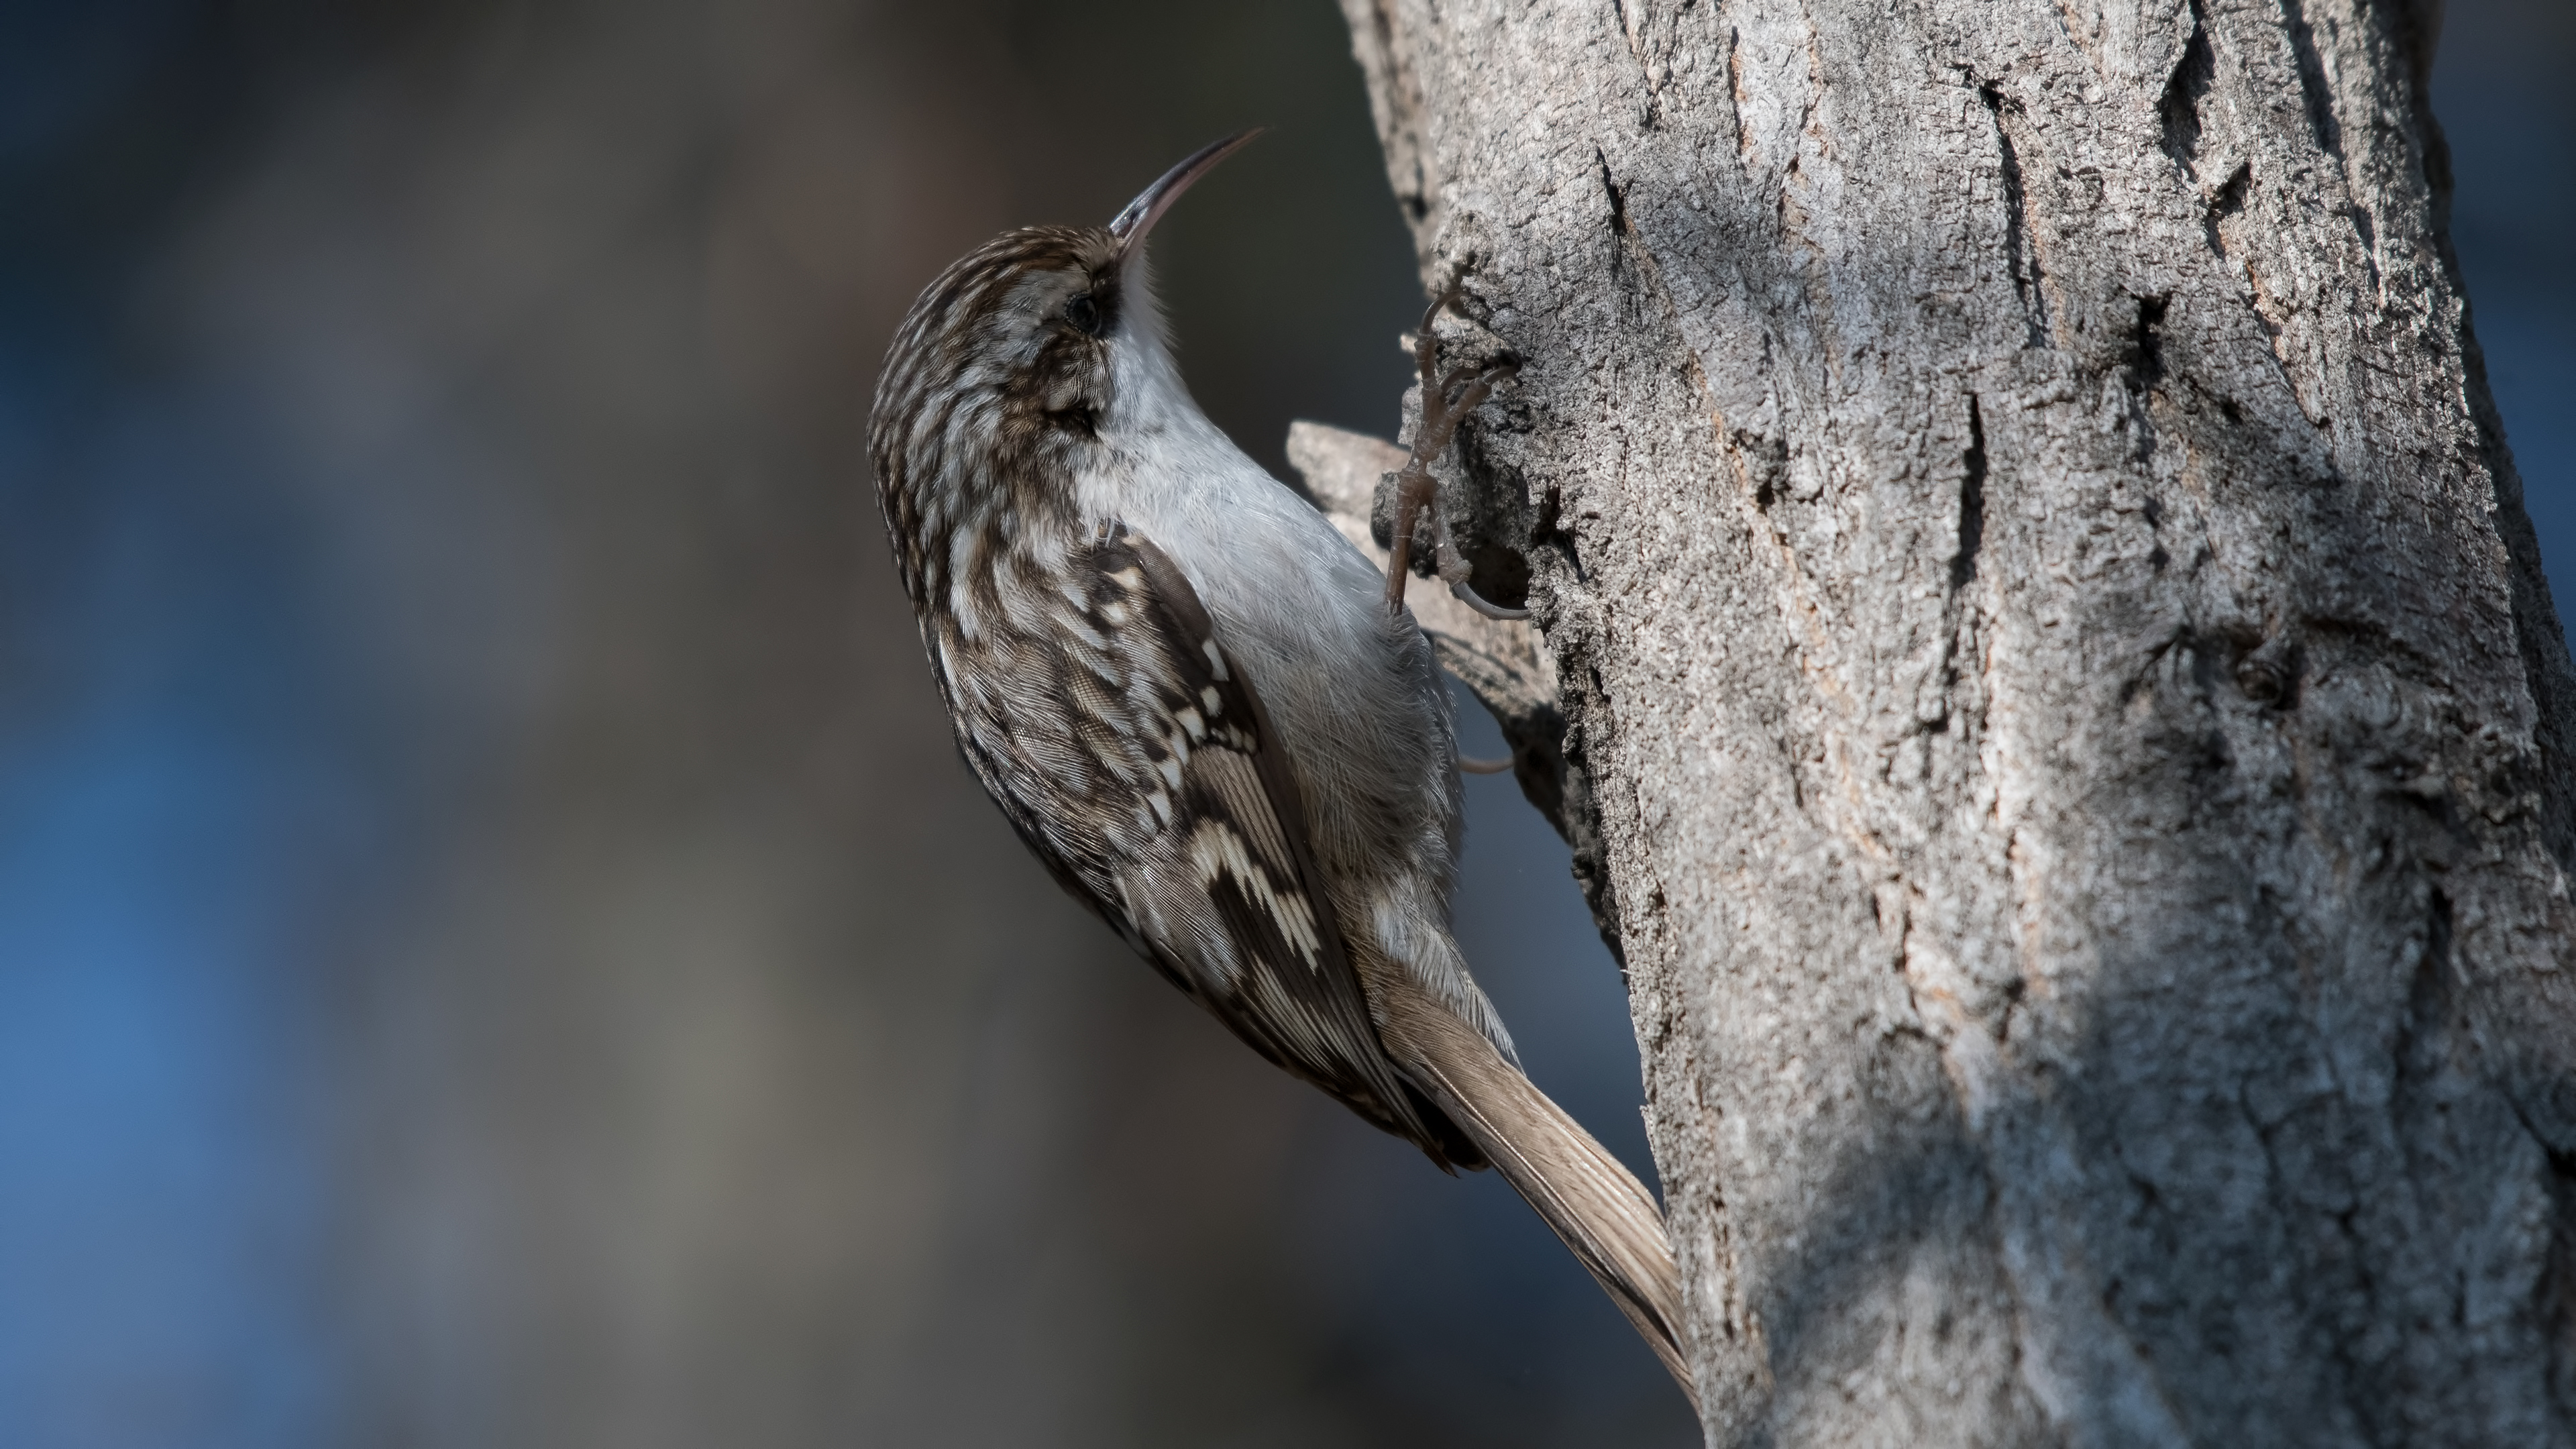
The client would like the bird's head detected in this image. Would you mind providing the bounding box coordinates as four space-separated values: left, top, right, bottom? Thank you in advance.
873 131 1256 460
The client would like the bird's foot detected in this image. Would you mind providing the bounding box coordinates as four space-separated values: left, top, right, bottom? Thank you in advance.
1383 288 1519 617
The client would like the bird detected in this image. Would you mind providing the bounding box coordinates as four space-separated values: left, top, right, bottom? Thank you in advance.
866 131 1695 1405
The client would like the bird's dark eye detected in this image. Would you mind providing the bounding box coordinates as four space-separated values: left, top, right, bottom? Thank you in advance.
1063 292 1104 337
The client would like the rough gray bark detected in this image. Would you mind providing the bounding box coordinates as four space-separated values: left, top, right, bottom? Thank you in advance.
1332 0 2576 1443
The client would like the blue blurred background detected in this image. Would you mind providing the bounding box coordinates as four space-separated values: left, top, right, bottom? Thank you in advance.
0 2 2565 1446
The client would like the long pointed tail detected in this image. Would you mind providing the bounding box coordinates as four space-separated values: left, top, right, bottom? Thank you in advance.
1376 977 1699 1411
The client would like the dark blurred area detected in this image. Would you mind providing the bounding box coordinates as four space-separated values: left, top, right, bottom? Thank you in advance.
0 2 2565 1446
0 1 1686 1444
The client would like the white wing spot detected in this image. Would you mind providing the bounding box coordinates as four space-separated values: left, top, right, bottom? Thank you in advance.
1176 706 1205 741
1202 641 1229 680
1186 822 1324 970
1199 686 1222 716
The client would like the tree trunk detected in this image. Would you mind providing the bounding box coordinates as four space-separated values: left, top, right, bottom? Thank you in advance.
1332 0 2576 1442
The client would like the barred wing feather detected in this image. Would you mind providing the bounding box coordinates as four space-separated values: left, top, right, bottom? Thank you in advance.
945 520 1448 1158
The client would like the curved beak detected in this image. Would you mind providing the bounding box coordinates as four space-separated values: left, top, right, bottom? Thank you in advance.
1108 129 1263 262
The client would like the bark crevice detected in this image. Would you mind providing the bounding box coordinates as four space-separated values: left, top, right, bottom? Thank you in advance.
2279 0 2347 158
2158 1 2216 177
1981 84 2051 347
1950 394 1987 592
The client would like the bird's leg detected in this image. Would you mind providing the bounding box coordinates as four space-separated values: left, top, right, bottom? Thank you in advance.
1381 291 1456 615
1383 291 1525 621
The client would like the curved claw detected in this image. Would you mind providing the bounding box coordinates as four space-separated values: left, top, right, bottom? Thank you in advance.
1449 578 1534 621
1458 753 1515 775
1418 284 1462 343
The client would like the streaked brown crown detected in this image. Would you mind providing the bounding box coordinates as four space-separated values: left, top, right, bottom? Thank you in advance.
867 225 1128 612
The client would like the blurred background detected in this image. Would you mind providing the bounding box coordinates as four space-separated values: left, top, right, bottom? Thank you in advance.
0 1 2565 1446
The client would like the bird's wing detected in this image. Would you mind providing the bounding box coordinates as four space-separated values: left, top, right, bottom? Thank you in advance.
943 521 1442 1152
936 524 1690 1399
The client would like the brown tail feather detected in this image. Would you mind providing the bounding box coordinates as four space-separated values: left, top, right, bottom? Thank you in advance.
1377 978 1699 1411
